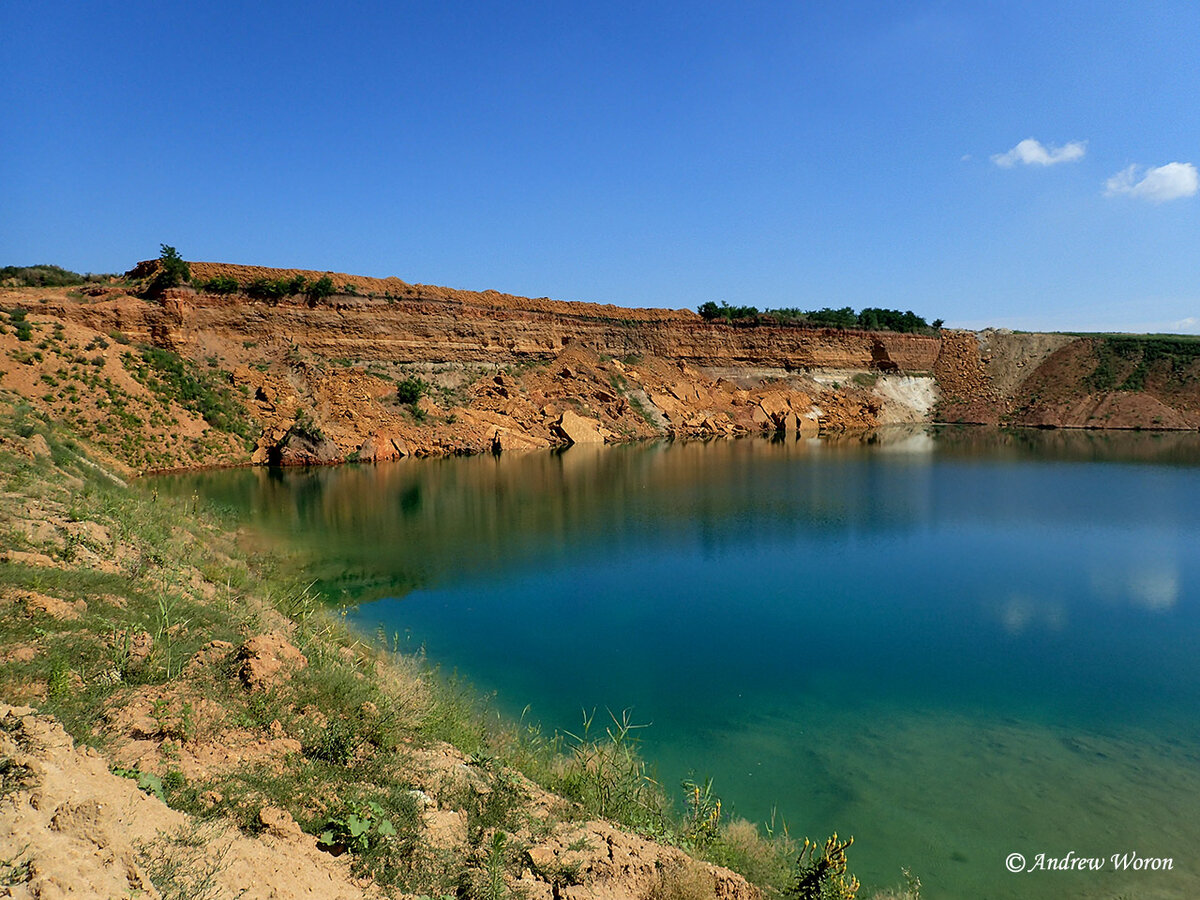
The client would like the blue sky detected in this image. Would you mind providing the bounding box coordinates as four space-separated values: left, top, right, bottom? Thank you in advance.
2 1 1197 332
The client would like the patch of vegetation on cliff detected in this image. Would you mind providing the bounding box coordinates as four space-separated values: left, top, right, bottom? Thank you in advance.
239 275 336 304
1087 335 1200 392
698 302 942 335
123 347 256 447
0 265 99 288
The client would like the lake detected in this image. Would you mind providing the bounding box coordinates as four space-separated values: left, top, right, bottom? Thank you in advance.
158 426 1200 899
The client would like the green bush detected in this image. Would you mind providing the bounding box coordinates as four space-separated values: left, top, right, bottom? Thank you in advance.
245 277 291 302
198 276 240 295
395 376 428 405
306 276 335 302
7 309 33 341
698 301 760 321
289 408 325 442
788 834 859 900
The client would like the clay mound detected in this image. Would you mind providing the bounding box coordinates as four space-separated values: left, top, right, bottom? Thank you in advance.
128 260 698 323
0 704 376 900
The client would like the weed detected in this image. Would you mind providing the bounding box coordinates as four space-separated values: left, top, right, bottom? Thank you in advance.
113 766 167 802
155 594 191 680
480 831 511 900
0 846 32 887
682 777 721 849
508 708 673 838
460 763 527 846
137 822 242 900
788 834 859 900
704 818 794 893
318 800 399 853
0 754 35 798
644 859 718 900
46 659 73 698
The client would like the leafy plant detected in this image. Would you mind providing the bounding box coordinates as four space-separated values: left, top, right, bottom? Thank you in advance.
112 766 167 802
318 800 398 854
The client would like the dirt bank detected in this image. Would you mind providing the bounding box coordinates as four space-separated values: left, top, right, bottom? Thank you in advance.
936 329 1200 430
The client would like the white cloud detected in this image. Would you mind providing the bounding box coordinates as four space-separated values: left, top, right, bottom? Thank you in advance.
1104 162 1199 203
991 138 1086 168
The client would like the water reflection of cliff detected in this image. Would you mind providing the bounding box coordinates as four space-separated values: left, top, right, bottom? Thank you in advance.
933 424 1200 465
156 427 1200 603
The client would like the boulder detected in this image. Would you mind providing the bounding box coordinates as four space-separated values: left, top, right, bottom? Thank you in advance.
552 410 605 445
358 431 408 462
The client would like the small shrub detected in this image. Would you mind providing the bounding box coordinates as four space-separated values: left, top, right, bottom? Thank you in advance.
306 276 335 302
395 376 428 405
289 408 325 443
306 716 359 765
198 275 239 295
245 277 290 302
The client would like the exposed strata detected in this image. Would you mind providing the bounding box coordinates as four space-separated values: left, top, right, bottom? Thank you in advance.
82 260 945 372
4 260 1197 479
11 260 949 470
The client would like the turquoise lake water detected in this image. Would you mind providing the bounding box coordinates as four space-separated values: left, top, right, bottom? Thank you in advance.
159 427 1200 899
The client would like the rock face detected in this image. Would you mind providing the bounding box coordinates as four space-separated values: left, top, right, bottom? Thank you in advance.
79 261 945 373
936 329 1200 430
19 261 1194 479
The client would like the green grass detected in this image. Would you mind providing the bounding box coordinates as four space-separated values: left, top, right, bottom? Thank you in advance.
1087 335 1200 392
